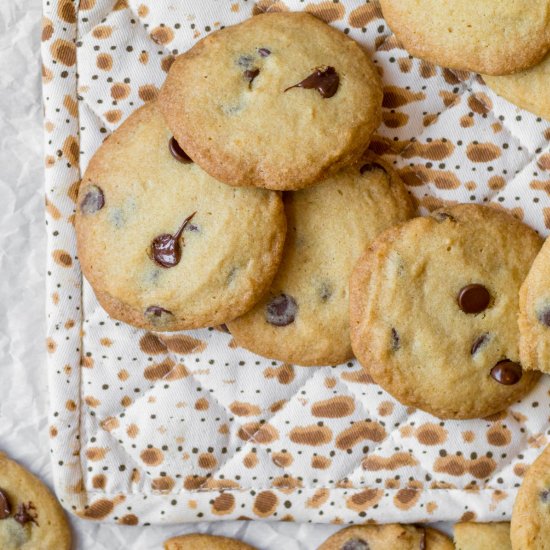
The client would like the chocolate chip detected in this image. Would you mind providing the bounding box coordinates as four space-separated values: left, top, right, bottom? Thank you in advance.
537 307 550 327
360 162 385 175
285 66 339 98
0 489 10 520
14 503 37 526
169 137 192 163
490 360 523 385
433 212 456 223
244 68 260 87
258 47 271 57
457 284 491 314
237 54 254 68
80 185 105 214
150 212 196 268
391 328 400 351
342 539 370 550
540 489 550 504
265 294 297 326
219 324 230 333
471 333 489 355
144 305 173 324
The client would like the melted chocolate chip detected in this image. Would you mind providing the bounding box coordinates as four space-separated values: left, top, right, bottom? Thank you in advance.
391 328 400 351
265 294 297 326
342 539 370 550
0 489 10 520
80 185 105 214
144 306 173 322
490 360 523 385
457 284 491 314
284 66 339 99
258 47 271 57
360 162 385 175
169 137 192 163
14 503 37 526
537 307 550 327
471 333 489 355
433 212 456 223
540 489 550 504
150 212 196 268
244 68 260 87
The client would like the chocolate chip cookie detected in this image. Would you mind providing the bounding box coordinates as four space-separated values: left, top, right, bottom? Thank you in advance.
350 204 542 419
484 52 550 121
425 527 454 550
519 231 550 374
454 522 511 550
76 102 286 331
159 12 382 190
0 452 71 550
164 534 257 550
227 156 415 366
317 524 432 550
511 444 550 550
379 0 550 75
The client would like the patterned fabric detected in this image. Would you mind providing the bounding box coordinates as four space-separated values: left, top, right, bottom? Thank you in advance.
42 0 550 525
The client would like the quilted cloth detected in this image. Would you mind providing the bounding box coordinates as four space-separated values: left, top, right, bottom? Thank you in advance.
42 0 550 525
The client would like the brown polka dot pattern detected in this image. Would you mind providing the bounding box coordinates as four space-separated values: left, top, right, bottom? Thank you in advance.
43 0 550 527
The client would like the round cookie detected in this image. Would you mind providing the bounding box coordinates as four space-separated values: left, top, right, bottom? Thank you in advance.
484 52 550 121
227 156 415 366
0 452 71 550
317 524 425 550
76 102 286 332
350 204 542 419
379 0 550 75
511 444 550 550
454 522 511 550
164 534 257 550
519 232 550 374
159 12 382 190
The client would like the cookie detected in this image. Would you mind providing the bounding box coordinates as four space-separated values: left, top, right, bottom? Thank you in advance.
317 524 425 550
350 204 542 419
0 452 71 550
484 53 550 121
511 444 550 549
379 0 550 75
159 12 382 190
454 522 511 550
519 230 550 374
424 527 454 550
227 156 415 366
76 102 286 332
164 534 257 550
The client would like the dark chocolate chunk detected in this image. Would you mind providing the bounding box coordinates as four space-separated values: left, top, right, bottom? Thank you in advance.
391 328 400 351
258 47 271 57
80 185 105 214
490 360 523 385
457 284 491 314
342 539 370 550
14 503 37 526
540 489 550 504
433 212 456 223
244 68 260 87
0 489 10 520
169 137 192 163
471 333 489 355
537 307 550 327
265 294 297 326
360 162 385 175
150 212 196 268
285 66 339 98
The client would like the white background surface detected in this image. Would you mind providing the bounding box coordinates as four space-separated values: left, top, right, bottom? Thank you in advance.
0 2 451 548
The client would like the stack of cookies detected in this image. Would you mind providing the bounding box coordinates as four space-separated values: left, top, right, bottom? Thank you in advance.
76 8 549 423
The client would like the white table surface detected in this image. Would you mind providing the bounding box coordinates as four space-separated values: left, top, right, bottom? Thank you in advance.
0 2 451 548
